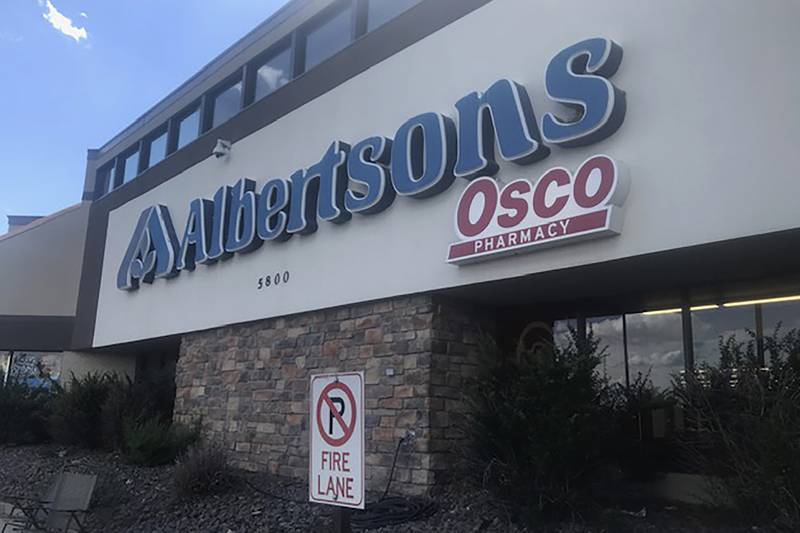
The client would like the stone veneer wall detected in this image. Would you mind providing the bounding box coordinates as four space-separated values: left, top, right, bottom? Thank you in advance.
174 294 491 496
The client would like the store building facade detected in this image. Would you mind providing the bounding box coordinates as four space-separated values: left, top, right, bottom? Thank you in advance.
2 0 800 496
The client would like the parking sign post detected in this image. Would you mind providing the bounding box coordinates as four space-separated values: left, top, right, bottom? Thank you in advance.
309 371 365 526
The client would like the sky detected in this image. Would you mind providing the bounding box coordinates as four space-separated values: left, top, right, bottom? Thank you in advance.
0 0 289 233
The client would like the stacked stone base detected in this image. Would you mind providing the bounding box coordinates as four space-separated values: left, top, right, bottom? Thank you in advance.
174 295 489 496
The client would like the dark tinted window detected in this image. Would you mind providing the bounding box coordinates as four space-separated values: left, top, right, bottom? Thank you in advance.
212 81 243 128
692 306 755 367
304 6 353 71
762 298 800 335
367 0 420 31
177 108 200 149
147 130 168 167
255 48 292 101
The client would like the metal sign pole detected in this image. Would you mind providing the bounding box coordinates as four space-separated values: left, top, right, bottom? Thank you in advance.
333 507 352 533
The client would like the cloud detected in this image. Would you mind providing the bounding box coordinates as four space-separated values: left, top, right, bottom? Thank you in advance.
39 0 88 43
80 12 88 19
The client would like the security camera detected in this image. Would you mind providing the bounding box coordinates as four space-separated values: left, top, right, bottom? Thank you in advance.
213 139 232 159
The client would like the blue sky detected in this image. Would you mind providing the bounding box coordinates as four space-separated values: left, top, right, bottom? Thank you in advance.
0 0 288 233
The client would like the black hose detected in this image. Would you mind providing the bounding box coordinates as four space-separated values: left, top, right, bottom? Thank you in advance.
381 436 405 500
245 434 437 529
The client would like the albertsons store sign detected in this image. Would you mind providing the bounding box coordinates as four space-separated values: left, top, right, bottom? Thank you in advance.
118 37 628 291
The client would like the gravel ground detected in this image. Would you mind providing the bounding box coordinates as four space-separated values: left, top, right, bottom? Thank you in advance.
0 445 769 532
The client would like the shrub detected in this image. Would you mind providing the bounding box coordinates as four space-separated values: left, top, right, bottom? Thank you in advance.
102 373 176 450
462 330 615 521
49 372 111 449
607 372 678 481
674 326 800 531
174 443 232 498
123 418 200 466
0 381 55 444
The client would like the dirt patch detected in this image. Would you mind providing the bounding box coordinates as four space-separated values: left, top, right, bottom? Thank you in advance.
0 445 771 532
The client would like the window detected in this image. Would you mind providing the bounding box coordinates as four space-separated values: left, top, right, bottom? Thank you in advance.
121 150 140 184
553 319 577 351
367 0 420 31
588 315 626 385
254 47 292 101
0 352 9 386
692 306 755 367
762 299 800 337
626 311 684 390
147 130 168 168
177 108 201 149
303 5 353 71
97 164 116 196
212 80 243 128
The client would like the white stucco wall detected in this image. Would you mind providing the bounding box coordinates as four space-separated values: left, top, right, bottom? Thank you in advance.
93 0 800 347
0 203 90 317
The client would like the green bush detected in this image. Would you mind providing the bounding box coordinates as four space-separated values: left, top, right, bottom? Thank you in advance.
49 372 111 449
102 373 176 450
462 330 615 521
0 381 55 444
174 443 232 498
123 418 200 466
607 372 677 481
674 326 800 531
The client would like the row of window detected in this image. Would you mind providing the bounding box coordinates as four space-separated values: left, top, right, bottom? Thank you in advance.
96 0 421 197
554 295 800 390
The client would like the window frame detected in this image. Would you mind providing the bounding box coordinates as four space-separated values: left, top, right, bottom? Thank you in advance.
91 0 434 200
205 71 246 131
246 37 295 106
295 0 356 76
96 162 117 198
117 145 141 186
169 102 203 153
140 124 169 173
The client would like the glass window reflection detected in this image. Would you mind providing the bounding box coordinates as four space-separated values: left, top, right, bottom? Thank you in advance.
553 319 577 352
122 151 139 183
212 81 243 128
255 48 292 101
177 109 200 149
762 300 800 337
692 306 755 367
304 6 352 71
588 315 626 385
148 131 168 168
626 311 684 390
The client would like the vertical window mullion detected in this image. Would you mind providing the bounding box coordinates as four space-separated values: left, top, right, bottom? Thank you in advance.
353 0 367 39
681 305 695 374
755 304 765 367
622 314 630 388
242 64 255 108
137 139 149 175
200 94 213 135
291 29 304 76
113 157 124 190
167 116 179 155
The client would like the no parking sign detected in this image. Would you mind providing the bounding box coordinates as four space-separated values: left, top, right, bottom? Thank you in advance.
309 371 365 509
